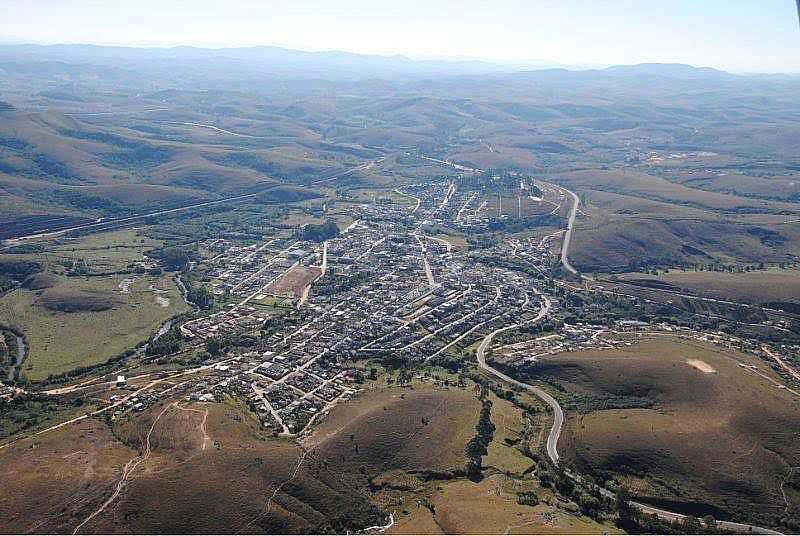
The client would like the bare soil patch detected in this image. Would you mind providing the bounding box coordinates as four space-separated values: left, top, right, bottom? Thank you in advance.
265 265 321 298
686 359 716 373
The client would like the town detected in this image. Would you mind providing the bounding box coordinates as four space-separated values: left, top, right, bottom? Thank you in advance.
12 166 798 454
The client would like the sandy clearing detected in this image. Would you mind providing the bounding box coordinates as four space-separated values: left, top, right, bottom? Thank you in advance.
687 359 716 373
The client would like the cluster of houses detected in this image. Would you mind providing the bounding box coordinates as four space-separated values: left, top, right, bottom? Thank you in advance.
0 381 21 401
152 178 566 429
91 174 800 439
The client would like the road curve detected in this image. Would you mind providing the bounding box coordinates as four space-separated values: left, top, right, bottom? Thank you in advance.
558 185 580 276
419 151 780 534
475 296 561 464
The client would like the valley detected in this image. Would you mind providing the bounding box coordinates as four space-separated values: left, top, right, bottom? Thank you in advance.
1 42 800 535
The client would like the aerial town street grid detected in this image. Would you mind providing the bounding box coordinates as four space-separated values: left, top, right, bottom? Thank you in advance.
0 157 795 535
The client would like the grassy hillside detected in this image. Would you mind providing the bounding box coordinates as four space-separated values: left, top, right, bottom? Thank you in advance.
539 337 800 530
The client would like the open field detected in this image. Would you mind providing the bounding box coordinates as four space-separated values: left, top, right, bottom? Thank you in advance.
559 169 800 214
483 393 536 475
0 274 187 380
43 229 162 271
561 170 800 272
308 382 618 535
670 170 800 202
265 265 322 299
570 211 799 273
537 337 800 528
614 269 800 307
0 383 492 534
0 229 162 276
0 417 137 534
405 474 619 535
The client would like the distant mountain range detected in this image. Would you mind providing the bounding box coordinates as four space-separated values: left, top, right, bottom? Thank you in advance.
1 43 797 104
0 43 762 81
0 43 519 79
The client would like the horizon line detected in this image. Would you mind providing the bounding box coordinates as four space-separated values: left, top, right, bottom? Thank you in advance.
0 40 798 76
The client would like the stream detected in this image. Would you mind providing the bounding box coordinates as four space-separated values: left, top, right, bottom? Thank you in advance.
175 273 199 311
6 333 26 382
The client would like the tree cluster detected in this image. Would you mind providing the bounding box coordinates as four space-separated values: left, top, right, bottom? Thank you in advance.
465 397 495 481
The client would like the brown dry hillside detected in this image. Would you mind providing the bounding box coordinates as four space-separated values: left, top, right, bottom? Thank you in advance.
559 169 800 214
0 418 137 534
0 385 483 535
616 269 800 307
536 337 800 529
93 403 381 535
0 402 383 535
558 168 800 272
308 384 481 481
0 109 352 230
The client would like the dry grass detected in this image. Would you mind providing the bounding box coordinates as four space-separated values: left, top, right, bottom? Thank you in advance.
0 400 388 534
308 384 480 478
415 474 618 535
542 337 800 524
616 269 800 305
0 418 137 534
561 169 800 213
483 393 535 475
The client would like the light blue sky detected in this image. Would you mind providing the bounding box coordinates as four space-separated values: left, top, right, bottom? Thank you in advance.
1 0 798 72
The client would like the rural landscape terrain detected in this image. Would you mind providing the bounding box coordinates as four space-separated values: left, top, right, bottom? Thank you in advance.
1 43 800 535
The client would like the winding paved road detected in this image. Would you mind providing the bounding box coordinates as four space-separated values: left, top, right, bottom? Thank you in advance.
558 185 580 276
475 296 561 463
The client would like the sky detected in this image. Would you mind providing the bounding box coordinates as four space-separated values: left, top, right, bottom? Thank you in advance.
1 0 799 73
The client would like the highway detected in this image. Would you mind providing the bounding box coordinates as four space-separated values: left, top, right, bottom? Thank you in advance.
168 121 264 138
420 155 483 173
311 158 384 185
5 158 383 243
4 191 264 244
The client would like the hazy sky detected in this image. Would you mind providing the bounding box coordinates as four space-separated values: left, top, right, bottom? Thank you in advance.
2 0 799 72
